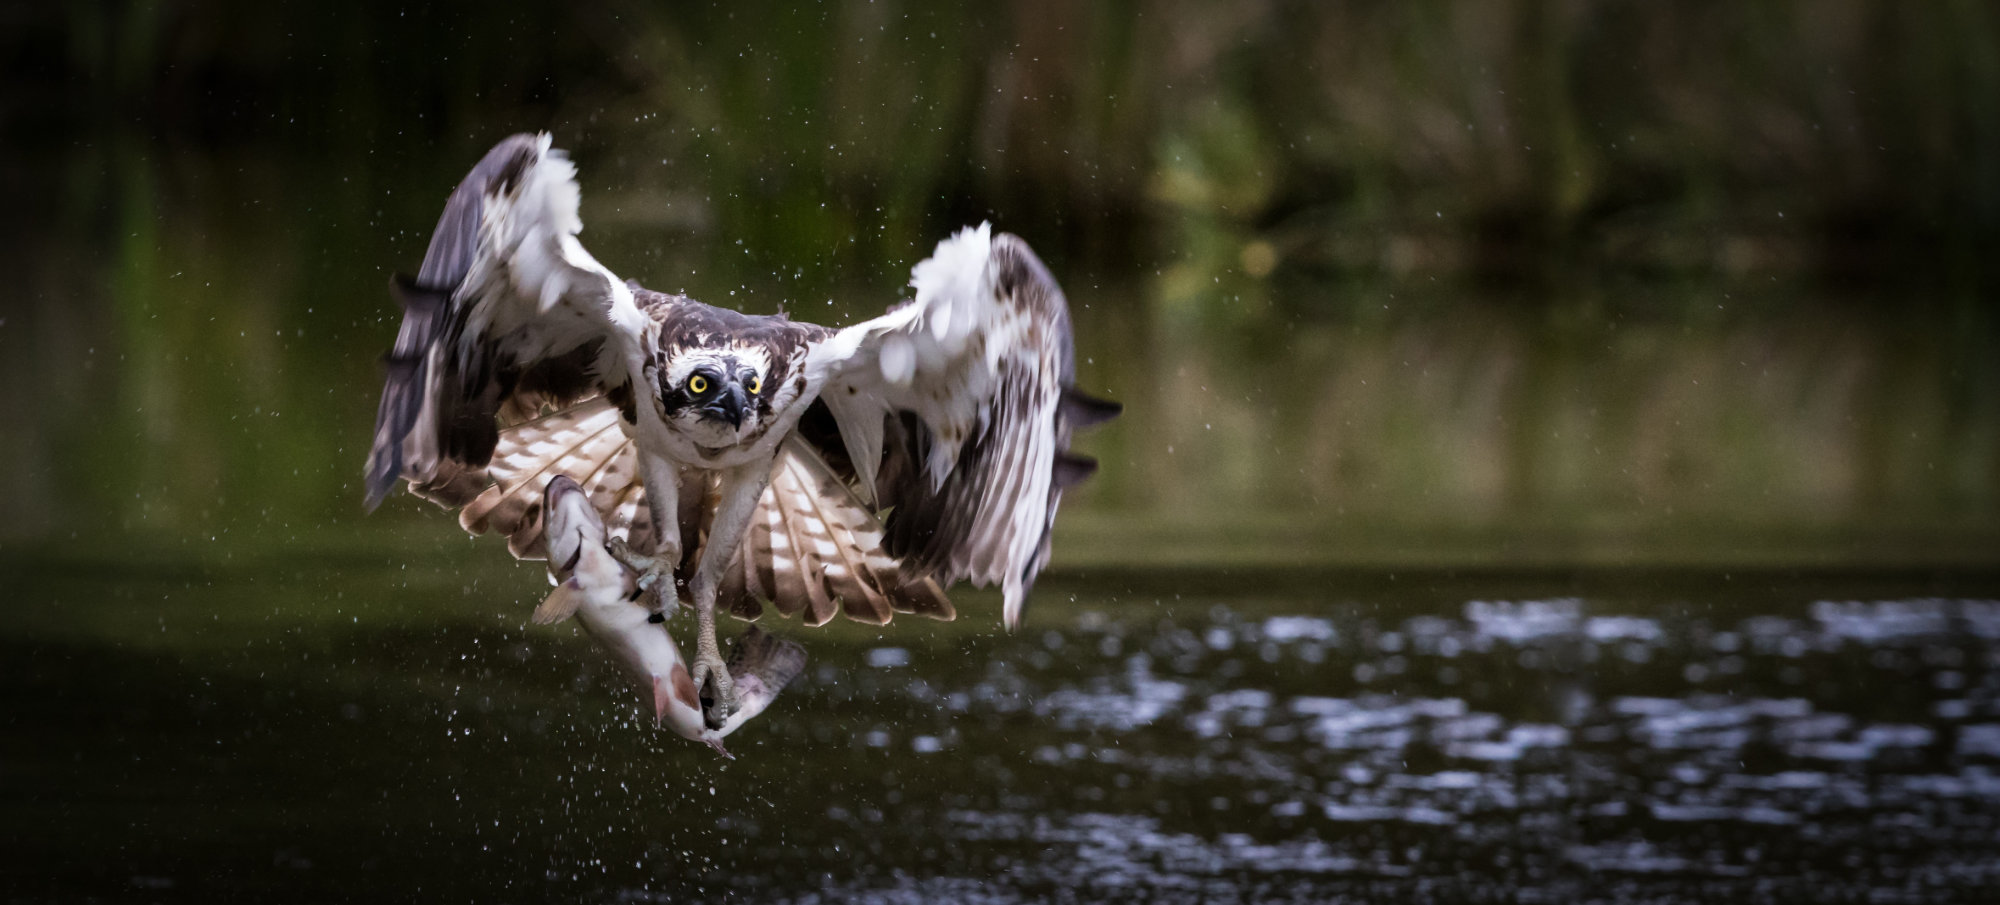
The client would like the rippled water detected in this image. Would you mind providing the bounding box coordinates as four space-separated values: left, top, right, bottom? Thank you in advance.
782 595 2000 903
8 555 1999 902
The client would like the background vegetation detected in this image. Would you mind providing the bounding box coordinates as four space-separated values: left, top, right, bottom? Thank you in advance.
4 1 1997 567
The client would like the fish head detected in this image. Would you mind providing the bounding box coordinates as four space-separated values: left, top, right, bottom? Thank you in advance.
542 475 606 581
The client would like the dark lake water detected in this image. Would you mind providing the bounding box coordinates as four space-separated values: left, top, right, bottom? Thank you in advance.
10 551 2000 902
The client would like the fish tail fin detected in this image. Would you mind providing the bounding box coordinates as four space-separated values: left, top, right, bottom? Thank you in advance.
726 625 807 692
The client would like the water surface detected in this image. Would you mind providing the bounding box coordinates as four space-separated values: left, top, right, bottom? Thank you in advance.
10 552 1998 902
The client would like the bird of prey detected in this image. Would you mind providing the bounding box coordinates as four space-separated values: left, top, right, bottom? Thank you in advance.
364 133 1118 724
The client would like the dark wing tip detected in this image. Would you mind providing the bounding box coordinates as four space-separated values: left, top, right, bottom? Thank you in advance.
365 134 578 516
1053 453 1099 489
411 134 545 290
362 467 396 512
485 133 545 193
391 272 448 308
364 275 457 512
1059 388 1122 429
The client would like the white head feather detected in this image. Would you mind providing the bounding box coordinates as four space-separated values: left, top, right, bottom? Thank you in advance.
659 344 775 389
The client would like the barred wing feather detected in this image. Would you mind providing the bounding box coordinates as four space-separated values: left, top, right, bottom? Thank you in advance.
716 438 955 626
411 398 952 626
410 397 658 561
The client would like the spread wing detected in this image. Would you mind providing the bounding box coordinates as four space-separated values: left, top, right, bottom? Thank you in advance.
363 132 649 510
806 224 1121 629
412 396 953 624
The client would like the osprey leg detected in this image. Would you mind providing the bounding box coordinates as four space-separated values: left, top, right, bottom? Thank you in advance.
635 451 685 585
688 461 772 726
612 452 684 627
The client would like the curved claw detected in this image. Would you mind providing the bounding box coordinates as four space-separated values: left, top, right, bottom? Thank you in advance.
691 650 737 731
624 558 683 614
606 536 658 573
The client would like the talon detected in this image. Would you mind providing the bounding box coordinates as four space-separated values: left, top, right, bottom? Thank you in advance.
692 652 736 730
621 559 681 613
607 537 658 574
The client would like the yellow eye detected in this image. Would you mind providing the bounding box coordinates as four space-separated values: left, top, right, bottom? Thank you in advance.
688 375 708 394
748 375 763 395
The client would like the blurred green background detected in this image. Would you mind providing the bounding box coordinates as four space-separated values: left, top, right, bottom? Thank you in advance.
4 0 1998 569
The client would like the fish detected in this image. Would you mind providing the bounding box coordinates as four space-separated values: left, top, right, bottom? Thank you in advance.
538 474 806 756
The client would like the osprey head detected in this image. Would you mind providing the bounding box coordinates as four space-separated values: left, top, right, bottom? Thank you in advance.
657 345 773 445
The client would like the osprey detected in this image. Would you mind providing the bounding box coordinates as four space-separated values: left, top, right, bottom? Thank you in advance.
364 133 1118 725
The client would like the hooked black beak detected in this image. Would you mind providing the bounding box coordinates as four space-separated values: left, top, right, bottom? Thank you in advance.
701 384 748 429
